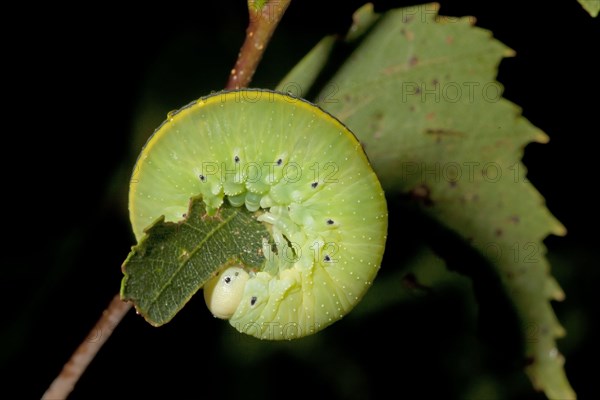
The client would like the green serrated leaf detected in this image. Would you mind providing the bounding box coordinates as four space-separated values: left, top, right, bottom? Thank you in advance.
121 196 268 326
313 4 573 399
578 0 600 17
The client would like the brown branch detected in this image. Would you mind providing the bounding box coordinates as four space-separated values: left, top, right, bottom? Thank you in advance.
42 295 131 400
43 3 291 398
226 0 291 89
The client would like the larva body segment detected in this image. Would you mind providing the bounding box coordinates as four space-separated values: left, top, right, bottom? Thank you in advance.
130 90 388 340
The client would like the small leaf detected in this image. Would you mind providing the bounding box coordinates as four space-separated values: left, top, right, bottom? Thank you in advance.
345 2 381 42
577 0 600 17
275 3 380 95
275 35 336 95
351 245 467 318
121 196 269 326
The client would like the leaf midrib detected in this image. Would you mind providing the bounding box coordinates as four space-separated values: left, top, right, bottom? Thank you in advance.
147 208 241 309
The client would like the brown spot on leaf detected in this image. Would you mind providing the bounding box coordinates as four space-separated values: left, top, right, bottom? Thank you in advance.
446 35 454 44
424 128 465 137
495 228 503 237
371 112 384 139
202 209 224 222
460 193 479 204
509 215 520 224
401 273 433 295
524 356 535 366
410 184 433 206
409 55 419 67
425 112 436 120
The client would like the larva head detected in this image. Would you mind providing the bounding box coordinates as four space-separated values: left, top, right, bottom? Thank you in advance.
203 266 250 319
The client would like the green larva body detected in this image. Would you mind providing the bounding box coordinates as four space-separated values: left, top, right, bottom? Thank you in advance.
130 89 388 340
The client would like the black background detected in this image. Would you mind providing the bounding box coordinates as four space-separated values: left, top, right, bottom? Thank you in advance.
2 1 598 398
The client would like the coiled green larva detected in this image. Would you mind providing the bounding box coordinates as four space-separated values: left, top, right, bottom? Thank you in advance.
130 89 388 340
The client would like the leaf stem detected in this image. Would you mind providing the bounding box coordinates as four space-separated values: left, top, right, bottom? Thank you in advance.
225 0 291 89
42 295 131 400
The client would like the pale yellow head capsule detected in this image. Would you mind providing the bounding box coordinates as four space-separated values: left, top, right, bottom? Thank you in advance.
203 266 249 319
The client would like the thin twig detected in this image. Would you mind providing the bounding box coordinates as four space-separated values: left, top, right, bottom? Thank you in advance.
42 295 131 400
226 0 291 89
43 3 291 398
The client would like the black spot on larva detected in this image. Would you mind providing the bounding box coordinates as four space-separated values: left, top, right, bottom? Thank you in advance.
324 255 331 262
224 277 231 284
311 182 318 188
199 174 206 182
250 296 257 306
182 213 187 218
326 219 334 225
234 155 240 163
276 158 283 166
282 234 297 258
270 241 279 255
234 271 239 276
